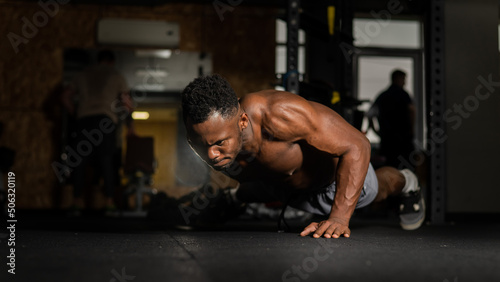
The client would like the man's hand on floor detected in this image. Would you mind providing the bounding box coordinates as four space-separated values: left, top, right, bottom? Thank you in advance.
300 218 350 238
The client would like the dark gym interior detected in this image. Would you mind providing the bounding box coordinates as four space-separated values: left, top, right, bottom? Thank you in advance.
0 0 499 281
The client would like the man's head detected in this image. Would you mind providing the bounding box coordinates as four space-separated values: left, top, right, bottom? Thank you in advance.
97 49 115 65
181 74 248 171
391 69 406 87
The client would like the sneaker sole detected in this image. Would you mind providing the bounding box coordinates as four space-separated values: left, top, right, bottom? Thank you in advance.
400 198 426 231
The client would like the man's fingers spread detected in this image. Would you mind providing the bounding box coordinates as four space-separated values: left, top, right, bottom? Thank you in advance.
300 229 313 236
300 223 319 236
314 222 331 238
300 227 315 236
333 227 351 238
344 228 351 237
303 222 351 239
334 229 342 238
327 226 345 238
323 225 337 239
307 223 319 232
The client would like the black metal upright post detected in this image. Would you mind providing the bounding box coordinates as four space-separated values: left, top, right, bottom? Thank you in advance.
426 0 446 224
332 0 355 126
338 0 353 101
286 0 300 94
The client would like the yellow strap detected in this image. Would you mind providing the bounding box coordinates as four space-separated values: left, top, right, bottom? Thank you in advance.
331 91 340 104
328 6 335 35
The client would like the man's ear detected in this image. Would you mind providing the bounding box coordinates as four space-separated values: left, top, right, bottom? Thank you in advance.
239 112 249 130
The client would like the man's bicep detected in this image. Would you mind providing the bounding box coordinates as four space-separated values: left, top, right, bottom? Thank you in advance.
304 102 369 157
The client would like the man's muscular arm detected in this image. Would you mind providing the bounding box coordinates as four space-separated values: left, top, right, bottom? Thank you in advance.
312 139 370 238
265 91 371 238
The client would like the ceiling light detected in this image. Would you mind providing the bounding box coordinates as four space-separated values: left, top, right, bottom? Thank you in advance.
132 111 150 120
135 49 172 59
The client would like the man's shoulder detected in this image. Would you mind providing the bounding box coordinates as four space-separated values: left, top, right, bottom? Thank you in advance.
240 90 276 110
245 90 316 129
242 90 305 106
241 90 310 118
242 89 283 100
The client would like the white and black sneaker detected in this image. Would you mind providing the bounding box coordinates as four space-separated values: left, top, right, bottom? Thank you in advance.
399 169 425 230
399 191 425 230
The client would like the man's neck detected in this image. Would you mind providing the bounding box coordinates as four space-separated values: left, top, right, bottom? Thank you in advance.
240 113 261 155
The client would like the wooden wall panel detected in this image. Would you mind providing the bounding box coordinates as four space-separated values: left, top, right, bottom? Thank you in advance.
0 2 277 208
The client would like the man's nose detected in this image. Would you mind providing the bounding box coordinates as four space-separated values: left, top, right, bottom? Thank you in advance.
207 147 220 162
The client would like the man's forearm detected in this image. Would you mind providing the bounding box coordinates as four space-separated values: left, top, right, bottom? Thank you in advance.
329 149 370 223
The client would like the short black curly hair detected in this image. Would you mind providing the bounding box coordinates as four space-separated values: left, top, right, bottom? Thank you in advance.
181 74 239 124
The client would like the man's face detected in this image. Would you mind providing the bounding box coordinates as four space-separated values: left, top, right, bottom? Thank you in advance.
186 111 245 171
395 76 406 87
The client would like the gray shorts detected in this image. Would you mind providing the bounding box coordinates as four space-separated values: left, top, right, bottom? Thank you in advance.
288 163 379 216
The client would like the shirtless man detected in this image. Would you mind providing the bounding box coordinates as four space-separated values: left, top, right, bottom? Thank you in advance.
182 74 425 238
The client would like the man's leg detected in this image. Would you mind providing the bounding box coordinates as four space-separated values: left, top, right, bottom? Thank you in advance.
373 166 425 230
373 166 405 202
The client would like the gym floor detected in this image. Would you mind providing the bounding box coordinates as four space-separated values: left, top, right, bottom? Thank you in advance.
1 211 499 282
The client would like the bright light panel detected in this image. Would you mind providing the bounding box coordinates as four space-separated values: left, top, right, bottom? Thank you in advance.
132 111 150 120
